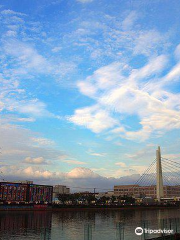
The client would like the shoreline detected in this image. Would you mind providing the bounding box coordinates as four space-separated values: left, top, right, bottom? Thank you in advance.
51 205 180 211
0 205 179 212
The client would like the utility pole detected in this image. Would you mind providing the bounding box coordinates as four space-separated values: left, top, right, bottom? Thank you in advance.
93 188 96 197
156 146 164 202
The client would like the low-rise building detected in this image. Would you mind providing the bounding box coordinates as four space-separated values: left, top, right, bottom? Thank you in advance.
114 185 180 198
0 182 53 204
14 180 34 184
53 185 70 202
28 184 53 203
96 191 114 199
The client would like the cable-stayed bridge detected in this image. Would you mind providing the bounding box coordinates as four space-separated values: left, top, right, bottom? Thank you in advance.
132 146 180 201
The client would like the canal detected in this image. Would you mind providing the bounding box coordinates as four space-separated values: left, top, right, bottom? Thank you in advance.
0 208 180 239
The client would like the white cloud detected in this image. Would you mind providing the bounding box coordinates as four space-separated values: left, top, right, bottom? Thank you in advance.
58 154 69 160
8 99 52 117
163 154 180 161
23 166 53 178
115 162 126 167
0 101 4 111
64 10 169 63
24 157 47 165
125 146 155 161
13 117 35 122
122 11 138 30
1 9 27 16
0 43 56 120
67 167 100 178
133 30 169 56
77 62 125 98
31 137 54 146
0 121 65 165
69 105 118 133
0 35 77 120
70 50 180 141
175 43 180 59
62 160 87 165
5 30 17 37
0 85 54 120
1 149 30 156
114 165 147 178
89 152 106 157
0 165 141 188
52 46 62 52
164 62 180 82
3 40 52 74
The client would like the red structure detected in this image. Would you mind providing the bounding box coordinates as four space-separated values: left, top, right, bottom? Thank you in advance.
0 182 53 204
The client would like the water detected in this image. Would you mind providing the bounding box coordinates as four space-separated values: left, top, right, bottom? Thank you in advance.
0 209 180 240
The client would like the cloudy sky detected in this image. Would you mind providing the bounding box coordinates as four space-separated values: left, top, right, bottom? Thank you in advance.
0 0 180 190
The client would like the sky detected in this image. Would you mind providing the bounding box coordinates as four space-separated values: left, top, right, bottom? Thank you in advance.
1 0 180 190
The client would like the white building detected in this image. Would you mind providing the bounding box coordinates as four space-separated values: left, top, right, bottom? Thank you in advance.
53 185 70 202
96 191 114 199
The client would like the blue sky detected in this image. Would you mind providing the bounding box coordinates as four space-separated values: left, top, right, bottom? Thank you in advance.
1 0 180 188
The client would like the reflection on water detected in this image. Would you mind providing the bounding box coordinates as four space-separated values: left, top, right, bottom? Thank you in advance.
0 211 52 240
0 209 180 240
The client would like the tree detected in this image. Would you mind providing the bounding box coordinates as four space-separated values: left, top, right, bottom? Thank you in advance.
111 195 116 203
121 195 135 204
58 194 70 205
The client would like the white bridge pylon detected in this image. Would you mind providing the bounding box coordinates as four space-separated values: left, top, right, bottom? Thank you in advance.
156 146 164 201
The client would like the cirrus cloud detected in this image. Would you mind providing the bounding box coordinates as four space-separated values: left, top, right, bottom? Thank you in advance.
69 51 180 142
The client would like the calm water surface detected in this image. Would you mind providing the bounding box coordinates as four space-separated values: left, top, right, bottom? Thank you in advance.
0 209 180 240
